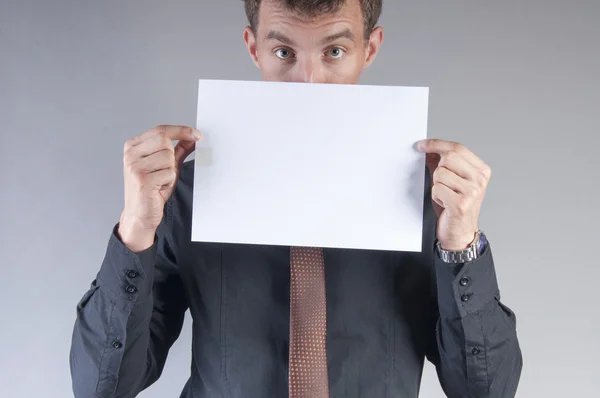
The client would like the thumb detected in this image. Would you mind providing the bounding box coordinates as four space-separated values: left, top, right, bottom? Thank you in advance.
174 139 197 166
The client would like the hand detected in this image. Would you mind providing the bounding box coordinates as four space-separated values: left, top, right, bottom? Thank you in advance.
417 139 491 251
118 125 202 252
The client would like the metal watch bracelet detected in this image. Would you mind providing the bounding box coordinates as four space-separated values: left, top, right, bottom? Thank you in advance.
436 230 485 264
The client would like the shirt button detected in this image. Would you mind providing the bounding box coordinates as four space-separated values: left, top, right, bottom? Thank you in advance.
471 347 481 355
112 341 123 349
459 277 470 286
125 270 139 279
125 285 138 294
461 293 471 302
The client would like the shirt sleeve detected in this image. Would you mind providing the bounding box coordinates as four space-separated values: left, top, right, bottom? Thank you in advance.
426 241 523 398
69 200 188 398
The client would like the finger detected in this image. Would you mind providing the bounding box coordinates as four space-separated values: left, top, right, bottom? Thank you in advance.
438 151 479 181
417 139 486 170
126 132 174 160
134 149 174 173
146 167 177 188
431 183 459 209
155 125 202 142
417 138 456 153
174 139 196 166
441 151 491 189
431 188 444 209
433 166 469 194
126 125 201 149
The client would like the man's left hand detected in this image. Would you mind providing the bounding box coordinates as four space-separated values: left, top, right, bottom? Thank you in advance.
417 139 492 251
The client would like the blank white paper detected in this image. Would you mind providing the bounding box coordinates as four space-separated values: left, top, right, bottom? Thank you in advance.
192 79 428 252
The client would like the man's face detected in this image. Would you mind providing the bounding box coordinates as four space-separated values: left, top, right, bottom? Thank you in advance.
243 0 383 84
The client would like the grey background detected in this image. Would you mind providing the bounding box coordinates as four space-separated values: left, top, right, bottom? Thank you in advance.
1 0 598 397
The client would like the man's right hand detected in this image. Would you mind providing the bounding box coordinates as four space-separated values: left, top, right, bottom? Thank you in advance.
118 125 202 252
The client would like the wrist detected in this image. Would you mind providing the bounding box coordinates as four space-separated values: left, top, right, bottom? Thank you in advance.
436 230 486 264
438 233 477 251
118 212 156 252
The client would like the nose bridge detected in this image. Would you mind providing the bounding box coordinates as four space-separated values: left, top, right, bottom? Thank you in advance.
296 55 324 83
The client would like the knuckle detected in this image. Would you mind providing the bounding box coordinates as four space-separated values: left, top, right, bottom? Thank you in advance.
123 150 137 166
123 138 135 152
161 135 173 150
126 162 143 179
483 164 492 179
161 148 174 163
432 168 444 184
454 142 466 152
476 171 488 188
469 186 480 199
123 162 134 175
123 146 135 160
444 151 457 162
431 184 440 199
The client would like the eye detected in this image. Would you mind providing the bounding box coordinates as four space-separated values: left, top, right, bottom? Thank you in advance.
327 47 346 59
274 48 294 60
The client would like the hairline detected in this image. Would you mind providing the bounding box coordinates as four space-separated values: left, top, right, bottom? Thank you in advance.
248 0 377 40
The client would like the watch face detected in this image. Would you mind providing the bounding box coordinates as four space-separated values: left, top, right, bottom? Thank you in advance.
478 232 487 255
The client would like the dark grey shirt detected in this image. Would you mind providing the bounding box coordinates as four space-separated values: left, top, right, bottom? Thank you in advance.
69 160 522 398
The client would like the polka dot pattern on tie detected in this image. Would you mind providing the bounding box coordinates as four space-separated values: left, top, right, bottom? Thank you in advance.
289 246 330 398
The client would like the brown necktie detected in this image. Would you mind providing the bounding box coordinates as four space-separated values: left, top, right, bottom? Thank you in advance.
289 247 330 398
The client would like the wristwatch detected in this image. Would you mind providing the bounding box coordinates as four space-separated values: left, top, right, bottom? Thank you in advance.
436 230 487 264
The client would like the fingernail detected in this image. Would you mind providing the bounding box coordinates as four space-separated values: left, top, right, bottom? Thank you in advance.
192 129 202 140
416 140 426 151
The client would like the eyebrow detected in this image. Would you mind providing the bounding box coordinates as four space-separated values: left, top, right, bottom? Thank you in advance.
265 28 356 46
265 30 296 46
321 28 356 44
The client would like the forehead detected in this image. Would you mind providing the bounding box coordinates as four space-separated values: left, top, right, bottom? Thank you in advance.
257 0 364 36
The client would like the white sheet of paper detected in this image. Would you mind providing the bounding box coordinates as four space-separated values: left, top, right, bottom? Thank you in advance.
192 79 428 252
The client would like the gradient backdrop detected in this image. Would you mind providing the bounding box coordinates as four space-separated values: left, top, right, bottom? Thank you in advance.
1 0 599 397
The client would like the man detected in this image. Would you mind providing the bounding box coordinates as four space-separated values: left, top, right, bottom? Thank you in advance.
70 0 523 397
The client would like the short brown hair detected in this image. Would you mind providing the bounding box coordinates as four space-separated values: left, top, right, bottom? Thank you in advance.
243 0 383 38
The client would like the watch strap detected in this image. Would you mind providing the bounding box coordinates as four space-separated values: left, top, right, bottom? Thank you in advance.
436 231 485 263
